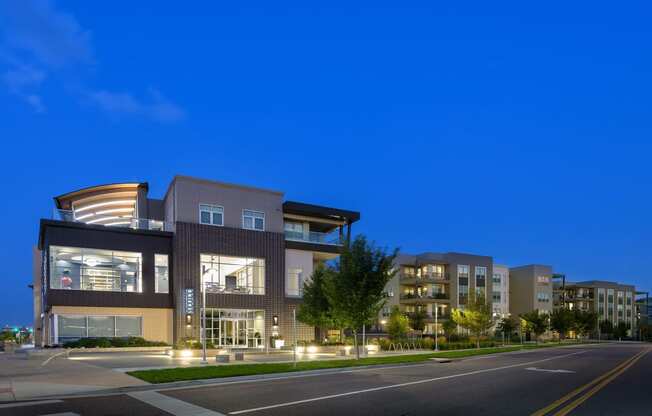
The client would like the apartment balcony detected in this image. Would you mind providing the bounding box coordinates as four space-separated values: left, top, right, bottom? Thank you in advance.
284 229 342 246
400 293 450 304
55 209 173 232
400 272 450 285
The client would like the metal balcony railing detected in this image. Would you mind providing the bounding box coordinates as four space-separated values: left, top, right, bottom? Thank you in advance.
55 209 173 232
284 230 342 246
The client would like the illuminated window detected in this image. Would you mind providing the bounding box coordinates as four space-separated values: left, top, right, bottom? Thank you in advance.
200 254 265 295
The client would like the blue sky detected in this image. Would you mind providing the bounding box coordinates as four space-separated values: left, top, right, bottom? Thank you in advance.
1 1 651 325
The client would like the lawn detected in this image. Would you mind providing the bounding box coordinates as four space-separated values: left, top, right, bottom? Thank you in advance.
128 343 583 384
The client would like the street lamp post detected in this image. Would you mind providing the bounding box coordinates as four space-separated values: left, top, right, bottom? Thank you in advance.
293 309 297 368
201 280 208 364
434 303 439 352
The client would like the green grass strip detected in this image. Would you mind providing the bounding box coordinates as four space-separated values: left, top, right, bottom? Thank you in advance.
128 343 584 384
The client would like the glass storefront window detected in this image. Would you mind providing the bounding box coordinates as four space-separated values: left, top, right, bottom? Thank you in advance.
87 316 115 337
116 316 142 337
57 314 142 342
200 254 265 294
49 246 142 293
155 254 169 294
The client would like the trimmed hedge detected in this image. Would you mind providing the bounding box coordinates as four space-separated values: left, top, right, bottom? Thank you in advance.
63 337 169 348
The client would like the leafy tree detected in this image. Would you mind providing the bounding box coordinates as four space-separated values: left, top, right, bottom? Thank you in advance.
613 322 630 340
451 295 493 348
297 264 342 341
442 319 458 339
550 308 574 341
496 317 517 343
386 306 409 340
408 309 428 332
325 235 398 359
520 310 549 344
599 320 614 336
571 310 598 339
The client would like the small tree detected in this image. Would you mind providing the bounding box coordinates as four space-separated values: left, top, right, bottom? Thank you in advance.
613 322 630 340
408 309 427 332
520 310 549 344
325 235 398 359
442 319 457 339
599 320 614 338
550 308 574 341
451 295 493 348
297 264 341 341
387 306 409 340
496 317 517 343
572 310 598 339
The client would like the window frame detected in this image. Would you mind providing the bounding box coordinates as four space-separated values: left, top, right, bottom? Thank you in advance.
242 209 265 231
199 204 224 227
154 254 170 294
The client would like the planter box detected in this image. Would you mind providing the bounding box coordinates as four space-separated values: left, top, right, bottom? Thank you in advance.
169 348 228 358
67 346 172 354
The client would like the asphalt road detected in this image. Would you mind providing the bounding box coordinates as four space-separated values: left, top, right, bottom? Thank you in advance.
1 343 649 416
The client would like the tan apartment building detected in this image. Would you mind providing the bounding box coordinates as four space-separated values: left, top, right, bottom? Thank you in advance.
379 252 493 335
509 264 553 317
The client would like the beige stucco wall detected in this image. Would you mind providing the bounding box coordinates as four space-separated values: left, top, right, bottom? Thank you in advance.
167 176 285 232
51 306 174 344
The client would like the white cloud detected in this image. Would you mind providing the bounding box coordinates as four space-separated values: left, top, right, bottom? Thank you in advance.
0 1 185 121
87 88 186 123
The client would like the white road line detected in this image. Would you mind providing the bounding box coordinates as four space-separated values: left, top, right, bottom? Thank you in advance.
128 390 226 416
42 350 68 367
41 413 79 416
0 399 63 409
525 367 575 373
229 350 587 415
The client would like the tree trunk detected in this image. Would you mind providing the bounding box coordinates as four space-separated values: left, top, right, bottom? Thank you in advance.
353 330 359 359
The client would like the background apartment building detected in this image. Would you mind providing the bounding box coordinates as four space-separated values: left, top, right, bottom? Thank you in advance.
509 264 553 317
492 264 509 318
554 278 637 334
380 252 493 335
34 176 359 348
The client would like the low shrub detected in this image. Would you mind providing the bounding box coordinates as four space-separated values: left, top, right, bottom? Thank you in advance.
64 337 169 349
176 337 214 350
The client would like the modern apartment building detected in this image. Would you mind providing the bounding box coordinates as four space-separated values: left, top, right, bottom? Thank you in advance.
492 264 509 318
509 264 553 317
379 252 493 335
33 176 359 347
554 279 637 334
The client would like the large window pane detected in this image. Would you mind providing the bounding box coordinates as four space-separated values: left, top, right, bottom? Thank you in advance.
87 316 115 337
155 254 169 294
58 315 87 338
49 246 141 293
200 254 265 295
116 316 142 337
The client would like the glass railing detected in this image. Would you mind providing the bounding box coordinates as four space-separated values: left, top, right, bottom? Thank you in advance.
284 230 342 245
203 282 265 295
55 209 173 232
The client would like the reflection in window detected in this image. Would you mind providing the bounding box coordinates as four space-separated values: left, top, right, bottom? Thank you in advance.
200 254 265 295
155 254 169 294
286 268 303 297
49 246 142 293
200 204 224 226
243 210 265 231
57 315 142 342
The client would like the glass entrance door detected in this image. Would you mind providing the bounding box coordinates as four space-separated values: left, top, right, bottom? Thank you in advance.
206 309 264 349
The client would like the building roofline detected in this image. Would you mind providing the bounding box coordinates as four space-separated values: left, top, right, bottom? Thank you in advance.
53 182 148 209
283 201 360 223
163 175 284 202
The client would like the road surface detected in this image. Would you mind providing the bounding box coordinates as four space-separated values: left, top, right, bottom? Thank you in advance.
1 343 648 416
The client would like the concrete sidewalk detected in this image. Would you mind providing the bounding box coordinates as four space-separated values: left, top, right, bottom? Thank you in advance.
0 350 147 401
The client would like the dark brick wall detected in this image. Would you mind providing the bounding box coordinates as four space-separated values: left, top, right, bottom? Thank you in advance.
173 222 312 346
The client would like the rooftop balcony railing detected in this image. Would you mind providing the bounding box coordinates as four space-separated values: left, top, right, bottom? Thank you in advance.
284 230 342 246
55 209 174 232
